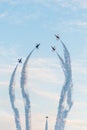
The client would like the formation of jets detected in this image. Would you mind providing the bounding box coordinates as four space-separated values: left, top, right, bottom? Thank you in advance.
17 44 40 64
51 34 60 51
17 35 60 63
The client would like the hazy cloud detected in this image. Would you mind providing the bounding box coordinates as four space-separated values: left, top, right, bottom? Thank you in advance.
30 87 59 101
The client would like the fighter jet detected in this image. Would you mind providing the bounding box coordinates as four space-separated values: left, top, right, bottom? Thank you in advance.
45 116 48 119
18 58 22 63
55 34 60 39
51 46 56 51
36 43 40 49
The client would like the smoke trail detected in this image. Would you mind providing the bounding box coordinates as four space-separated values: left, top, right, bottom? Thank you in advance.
9 64 22 130
55 40 73 130
20 48 35 130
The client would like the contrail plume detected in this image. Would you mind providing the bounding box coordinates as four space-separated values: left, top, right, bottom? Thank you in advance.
55 39 73 130
20 48 35 130
9 64 22 130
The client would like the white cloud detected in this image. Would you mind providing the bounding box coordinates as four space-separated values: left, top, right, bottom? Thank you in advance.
0 112 15 130
7 11 41 24
1 0 87 26
24 0 87 9
67 119 87 126
0 0 87 10
72 58 87 75
0 111 25 130
28 67 63 84
69 20 87 28
73 0 87 9
0 81 9 86
30 87 59 101
0 65 14 72
0 12 7 19
21 58 64 85
72 63 87 75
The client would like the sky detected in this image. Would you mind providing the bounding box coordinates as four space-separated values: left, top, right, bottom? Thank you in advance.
0 0 87 130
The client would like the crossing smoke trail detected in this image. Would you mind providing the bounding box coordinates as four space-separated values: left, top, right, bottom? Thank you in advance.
20 48 36 130
55 38 73 130
9 64 22 130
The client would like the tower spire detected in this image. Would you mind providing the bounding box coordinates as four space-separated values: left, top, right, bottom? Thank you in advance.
45 116 48 130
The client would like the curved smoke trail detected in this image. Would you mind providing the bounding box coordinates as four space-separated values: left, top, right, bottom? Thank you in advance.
20 48 35 130
9 64 22 130
55 39 73 130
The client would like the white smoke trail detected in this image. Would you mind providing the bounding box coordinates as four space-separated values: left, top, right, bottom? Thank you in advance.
20 48 35 130
9 64 22 130
55 40 73 130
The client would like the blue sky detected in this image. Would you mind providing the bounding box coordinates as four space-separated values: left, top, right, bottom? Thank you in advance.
0 0 87 130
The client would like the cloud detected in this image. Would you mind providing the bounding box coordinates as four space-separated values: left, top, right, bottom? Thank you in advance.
23 0 87 9
30 87 59 101
0 65 14 72
0 0 87 10
0 0 19 5
0 3 41 24
28 67 63 84
0 81 9 86
73 0 87 9
0 112 15 130
69 20 87 28
1 0 87 26
0 12 7 19
0 43 20 61
0 111 25 130
23 58 64 85
67 119 87 127
72 59 87 75
7 11 41 24
74 101 87 108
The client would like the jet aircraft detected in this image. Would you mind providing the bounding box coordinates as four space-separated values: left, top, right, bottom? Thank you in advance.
18 58 22 63
55 34 60 39
36 43 40 49
51 46 56 51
